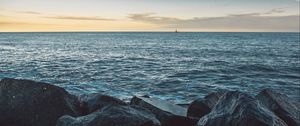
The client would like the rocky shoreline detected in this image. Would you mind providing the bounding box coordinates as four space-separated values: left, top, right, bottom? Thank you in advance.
0 78 299 126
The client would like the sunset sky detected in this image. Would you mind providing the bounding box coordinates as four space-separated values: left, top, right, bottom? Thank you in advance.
0 0 299 32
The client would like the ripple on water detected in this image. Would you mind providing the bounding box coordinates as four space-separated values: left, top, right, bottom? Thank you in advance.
0 32 299 103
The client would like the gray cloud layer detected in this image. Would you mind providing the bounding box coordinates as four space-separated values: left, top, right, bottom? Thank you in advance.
129 9 299 31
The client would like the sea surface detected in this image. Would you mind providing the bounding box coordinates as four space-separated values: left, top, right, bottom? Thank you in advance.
0 32 299 103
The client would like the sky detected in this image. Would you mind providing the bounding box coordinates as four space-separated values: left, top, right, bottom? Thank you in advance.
0 0 299 32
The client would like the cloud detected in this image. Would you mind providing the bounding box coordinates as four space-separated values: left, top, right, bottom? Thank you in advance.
45 16 114 21
229 8 285 16
0 21 22 25
129 8 299 31
16 11 42 15
9 10 115 21
129 13 181 24
180 15 298 31
263 8 285 15
228 13 262 17
0 21 50 26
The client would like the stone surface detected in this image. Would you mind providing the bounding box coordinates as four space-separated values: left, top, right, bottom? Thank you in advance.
187 92 224 119
56 104 161 126
0 78 81 126
256 89 300 126
78 93 127 114
131 96 197 126
197 91 287 126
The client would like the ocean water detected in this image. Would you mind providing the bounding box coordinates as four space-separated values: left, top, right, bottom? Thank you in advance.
0 32 299 103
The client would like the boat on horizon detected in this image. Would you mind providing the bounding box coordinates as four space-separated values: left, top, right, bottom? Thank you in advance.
175 29 178 33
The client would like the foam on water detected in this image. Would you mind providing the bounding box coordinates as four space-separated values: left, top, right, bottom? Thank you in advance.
0 32 299 103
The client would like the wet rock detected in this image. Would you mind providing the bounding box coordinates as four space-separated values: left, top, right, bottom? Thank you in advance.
57 105 161 126
187 92 224 119
78 93 127 115
0 78 80 126
197 91 287 126
256 89 300 126
131 96 197 126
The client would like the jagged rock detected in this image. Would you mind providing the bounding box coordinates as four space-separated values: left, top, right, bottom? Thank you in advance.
56 105 161 126
78 93 127 114
197 91 287 126
0 78 80 126
130 96 197 126
187 92 224 119
256 89 300 126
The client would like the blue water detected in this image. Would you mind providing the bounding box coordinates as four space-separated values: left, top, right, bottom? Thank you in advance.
0 32 299 103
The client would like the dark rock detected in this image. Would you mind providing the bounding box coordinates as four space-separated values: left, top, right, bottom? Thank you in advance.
187 92 224 119
0 78 80 126
197 91 287 126
78 93 127 115
131 96 197 126
57 105 161 126
256 89 300 126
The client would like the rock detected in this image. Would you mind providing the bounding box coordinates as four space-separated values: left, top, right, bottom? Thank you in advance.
78 93 127 115
56 104 161 126
187 92 224 119
256 89 300 126
0 78 81 126
197 91 287 126
131 96 197 126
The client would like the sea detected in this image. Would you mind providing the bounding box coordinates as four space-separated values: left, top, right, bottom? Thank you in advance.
0 32 299 103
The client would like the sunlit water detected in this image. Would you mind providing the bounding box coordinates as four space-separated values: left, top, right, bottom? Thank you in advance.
0 32 299 103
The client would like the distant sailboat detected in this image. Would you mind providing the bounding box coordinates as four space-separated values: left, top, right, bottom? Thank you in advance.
175 28 178 33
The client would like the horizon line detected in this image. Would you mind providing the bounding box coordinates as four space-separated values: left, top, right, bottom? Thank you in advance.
0 31 299 33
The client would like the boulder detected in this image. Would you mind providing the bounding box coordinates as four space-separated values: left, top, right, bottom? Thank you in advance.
56 104 161 126
78 93 127 115
256 89 300 126
131 96 197 126
197 91 287 126
0 78 81 126
187 92 224 119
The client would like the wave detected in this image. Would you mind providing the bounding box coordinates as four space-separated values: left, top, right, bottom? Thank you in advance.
236 64 278 73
